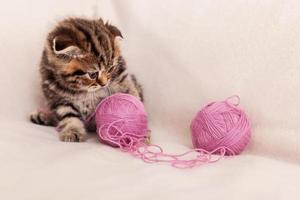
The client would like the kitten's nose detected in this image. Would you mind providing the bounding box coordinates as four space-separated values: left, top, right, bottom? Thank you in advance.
97 73 108 86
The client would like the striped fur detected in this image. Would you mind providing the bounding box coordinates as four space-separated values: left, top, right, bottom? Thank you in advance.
30 18 143 142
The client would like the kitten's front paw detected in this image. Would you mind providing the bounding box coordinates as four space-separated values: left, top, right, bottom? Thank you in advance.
59 129 87 142
30 110 55 126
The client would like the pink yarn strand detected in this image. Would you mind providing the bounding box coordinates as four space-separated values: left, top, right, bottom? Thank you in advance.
97 118 233 168
226 95 240 106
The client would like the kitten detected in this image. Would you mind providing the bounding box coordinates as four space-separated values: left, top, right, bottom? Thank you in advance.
30 18 143 142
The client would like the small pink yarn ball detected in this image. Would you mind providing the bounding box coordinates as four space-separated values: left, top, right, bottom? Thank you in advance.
95 93 149 148
190 98 251 155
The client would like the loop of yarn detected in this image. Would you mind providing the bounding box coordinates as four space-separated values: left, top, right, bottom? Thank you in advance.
135 145 229 168
91 93 251 168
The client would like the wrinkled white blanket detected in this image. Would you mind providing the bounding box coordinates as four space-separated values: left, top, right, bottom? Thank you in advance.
0 0 299 199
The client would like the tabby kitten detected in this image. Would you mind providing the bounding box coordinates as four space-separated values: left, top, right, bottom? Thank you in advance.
30 18 143 142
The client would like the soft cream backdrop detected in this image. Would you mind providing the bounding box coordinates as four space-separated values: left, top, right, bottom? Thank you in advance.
0 0 299 199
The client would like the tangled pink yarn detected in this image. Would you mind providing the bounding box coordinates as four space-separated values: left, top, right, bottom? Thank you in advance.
191 96 251 155
89 93 251 168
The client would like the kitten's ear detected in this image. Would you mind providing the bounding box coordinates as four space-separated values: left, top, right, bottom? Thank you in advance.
105 23 123 38
52 36 82 57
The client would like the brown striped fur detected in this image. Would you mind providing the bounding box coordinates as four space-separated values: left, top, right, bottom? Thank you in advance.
30 18 143 142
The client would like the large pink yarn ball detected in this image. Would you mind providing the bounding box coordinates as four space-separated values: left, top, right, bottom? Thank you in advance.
95 93 149 148
190 98 251 155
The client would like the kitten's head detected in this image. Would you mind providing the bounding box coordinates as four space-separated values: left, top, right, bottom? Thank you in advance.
46 18 123 92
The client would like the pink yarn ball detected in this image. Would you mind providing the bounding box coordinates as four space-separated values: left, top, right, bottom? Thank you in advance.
190 98 251 155
94 93 149 149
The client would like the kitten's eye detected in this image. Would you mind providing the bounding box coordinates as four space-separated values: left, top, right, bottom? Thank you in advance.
73 70 86 76
88 72 99 79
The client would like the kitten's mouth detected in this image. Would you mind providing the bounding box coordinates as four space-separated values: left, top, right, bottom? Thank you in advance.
87 80 111 92
88 85 101 92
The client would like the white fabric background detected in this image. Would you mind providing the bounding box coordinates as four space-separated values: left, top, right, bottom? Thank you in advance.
0 0 299 199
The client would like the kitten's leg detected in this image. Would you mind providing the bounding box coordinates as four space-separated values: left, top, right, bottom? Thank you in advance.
30 109 56 126
54 105 87 142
